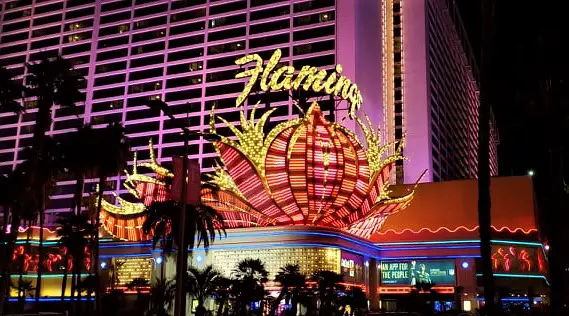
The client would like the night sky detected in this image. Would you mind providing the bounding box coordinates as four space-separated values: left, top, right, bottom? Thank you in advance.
458 0 569 239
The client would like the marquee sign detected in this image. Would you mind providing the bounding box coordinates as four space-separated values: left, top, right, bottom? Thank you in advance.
235 49 363 118
97 49 418 242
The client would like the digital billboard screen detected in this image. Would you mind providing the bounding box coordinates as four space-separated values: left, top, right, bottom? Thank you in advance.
380 260 456 285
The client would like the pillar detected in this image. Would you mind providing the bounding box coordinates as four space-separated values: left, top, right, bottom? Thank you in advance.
369 258 379 310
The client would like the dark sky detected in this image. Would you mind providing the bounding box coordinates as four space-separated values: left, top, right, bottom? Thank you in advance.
458 0 569 178
457 1 569 239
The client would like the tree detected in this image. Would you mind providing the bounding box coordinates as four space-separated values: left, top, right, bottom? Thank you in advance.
310 270 344 316
149 278 176 316
142 200 225 252
11 279 35 313
340 287 368 315
478 0 496 314
0 66 24 114
101 289 125 316
127 277 150 313
142 200 176 281
60 124 98 217
271 264 306 316
187 265 222 316
89 123 130 313
0 66 25 316
26 55 84 305
77 275 99 314
231 258 269 316
213 276 232 316
56 212 95 310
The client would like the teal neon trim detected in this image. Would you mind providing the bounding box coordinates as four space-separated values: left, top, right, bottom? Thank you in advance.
375 240 480 246
10 274 91 278
490 240 543 247
375 239 543 248
15 240 58 245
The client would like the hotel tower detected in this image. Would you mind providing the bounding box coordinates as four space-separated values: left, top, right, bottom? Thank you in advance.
1 0 497 224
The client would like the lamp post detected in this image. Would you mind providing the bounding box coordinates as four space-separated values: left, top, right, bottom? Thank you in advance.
146 100 220 316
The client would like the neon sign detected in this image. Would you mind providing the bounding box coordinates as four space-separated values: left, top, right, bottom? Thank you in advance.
235 49 363 118
491 245 546 274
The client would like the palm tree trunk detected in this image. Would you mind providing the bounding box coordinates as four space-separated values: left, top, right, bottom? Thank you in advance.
74 175 84 216
61 252 70 301
35 186 46 307
216 296 227 316
478 0 496 314
0 208 19 316
290 296 298 316
18 220 32 303
94 175 105 314
270 288 287 316
75 259 83 315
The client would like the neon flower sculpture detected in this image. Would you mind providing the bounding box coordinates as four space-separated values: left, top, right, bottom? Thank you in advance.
99 140 171 241
99 102 416 241
202 101 416 239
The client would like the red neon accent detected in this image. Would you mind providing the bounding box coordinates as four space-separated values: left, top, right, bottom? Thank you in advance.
376 225 537 235
136 181 169 206
518 249 531 272
112 104 412 240
537 251 546 273
100 208 149 242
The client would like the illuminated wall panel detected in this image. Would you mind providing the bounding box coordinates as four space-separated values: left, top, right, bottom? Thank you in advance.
114 257 153 286
210 247 341 279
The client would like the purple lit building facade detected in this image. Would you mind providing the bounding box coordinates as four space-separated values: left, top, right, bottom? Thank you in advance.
395 0 499 183
0 0 496 224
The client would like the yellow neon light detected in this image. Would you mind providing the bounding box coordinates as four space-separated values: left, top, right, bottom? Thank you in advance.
234 49 363 118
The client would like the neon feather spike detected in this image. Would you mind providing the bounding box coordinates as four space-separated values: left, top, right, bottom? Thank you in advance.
202 101 418 238
95 98 416 240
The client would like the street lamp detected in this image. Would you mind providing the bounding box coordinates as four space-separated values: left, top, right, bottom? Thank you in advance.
146 100 220 316
528 169 535 177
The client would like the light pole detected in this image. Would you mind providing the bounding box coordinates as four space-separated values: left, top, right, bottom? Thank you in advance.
146 100 220 316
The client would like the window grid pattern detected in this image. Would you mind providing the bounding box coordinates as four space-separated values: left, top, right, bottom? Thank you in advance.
426 0 497 182
0 0 337 225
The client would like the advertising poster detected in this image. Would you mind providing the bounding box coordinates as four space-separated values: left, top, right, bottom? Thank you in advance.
380 260 456 285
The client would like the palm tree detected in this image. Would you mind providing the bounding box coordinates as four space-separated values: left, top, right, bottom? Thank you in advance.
60 124 98 217
478 1 496 314
11 279 35 313
213 276 232 316
56 213 95 308
0 66 25 316
26 55 84 304
89 123 130 312
142 200 226 289
20 139 63 304
149 278 176 316
77 275 99 314
101 289 125 316
310 270 344 316
127 277 150 312
271 264 306 316
142 201 176 281
187 265 222 316
231 258 269 316
0 66 24 114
